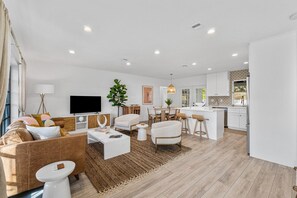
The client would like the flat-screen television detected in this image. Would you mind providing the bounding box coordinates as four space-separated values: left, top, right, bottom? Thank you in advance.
70 96 101 114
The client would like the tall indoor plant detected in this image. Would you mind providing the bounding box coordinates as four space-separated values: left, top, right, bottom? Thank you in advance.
107 79 128 117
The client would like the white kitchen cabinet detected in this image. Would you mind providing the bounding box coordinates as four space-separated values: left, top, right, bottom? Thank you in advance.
228 107 247 131
207 72 230 96
206 73 217 96
239 114 247 129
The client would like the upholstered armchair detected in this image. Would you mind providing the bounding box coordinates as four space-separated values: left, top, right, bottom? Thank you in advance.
151 121 182 152
114 114 140 136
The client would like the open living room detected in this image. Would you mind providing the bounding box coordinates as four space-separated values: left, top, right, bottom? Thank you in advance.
0 0 297 198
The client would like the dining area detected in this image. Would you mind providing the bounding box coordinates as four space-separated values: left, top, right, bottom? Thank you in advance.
147 106 225 141
147 107 179 126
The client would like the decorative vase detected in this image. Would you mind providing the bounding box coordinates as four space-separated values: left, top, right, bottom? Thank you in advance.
97 114 107 129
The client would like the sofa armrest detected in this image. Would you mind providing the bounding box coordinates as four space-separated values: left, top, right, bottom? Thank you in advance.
0 134 87 197
129 117 140 126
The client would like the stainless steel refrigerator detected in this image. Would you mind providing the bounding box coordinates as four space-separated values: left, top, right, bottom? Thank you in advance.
246 73 250 155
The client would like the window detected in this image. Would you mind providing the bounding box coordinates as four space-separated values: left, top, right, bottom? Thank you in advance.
194 88 206 104
232 80 247 105
179 86 207 107
181 88 190 107
0 71 11 136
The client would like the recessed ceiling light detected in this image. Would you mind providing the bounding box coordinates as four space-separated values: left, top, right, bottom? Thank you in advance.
244 61 249 65
232 53 238 57
289 12 297 20
207 28 216 34
208 68 212 71
83 25 92 32
68 50 75 54
126 62 131 66
154 50 160 55
192 62 197 66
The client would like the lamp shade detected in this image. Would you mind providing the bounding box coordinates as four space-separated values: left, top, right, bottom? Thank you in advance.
167 84 176 94
35 84 55 94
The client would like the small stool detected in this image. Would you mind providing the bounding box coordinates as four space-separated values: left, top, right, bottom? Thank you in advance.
36 161 75 198
177 113 190 134
192 114 209 139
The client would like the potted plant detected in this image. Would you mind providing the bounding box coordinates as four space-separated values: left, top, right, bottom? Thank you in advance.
107 79 128 117
165 98 173 108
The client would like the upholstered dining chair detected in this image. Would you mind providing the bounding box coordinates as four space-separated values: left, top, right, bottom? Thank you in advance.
151 121 182 152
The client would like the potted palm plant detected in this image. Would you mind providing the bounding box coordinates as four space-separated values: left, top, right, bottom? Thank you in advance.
107 79 128 117
165 98 173 108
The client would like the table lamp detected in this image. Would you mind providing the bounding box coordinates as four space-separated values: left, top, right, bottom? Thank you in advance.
35 84 55 114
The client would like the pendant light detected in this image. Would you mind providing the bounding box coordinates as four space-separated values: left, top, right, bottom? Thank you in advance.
167 74 176 94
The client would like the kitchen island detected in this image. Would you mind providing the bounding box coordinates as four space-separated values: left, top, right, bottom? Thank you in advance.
179 107 225 140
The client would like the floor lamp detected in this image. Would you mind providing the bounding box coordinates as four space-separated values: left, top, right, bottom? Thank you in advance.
35 84 55 114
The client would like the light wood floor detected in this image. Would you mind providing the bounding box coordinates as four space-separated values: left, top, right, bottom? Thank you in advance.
70 130 296 198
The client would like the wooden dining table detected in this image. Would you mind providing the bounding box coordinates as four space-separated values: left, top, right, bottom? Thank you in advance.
153 107 177 121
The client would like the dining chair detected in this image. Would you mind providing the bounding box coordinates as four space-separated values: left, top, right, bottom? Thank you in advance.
153 107 162 123
167 107 177 120
147 108 155 126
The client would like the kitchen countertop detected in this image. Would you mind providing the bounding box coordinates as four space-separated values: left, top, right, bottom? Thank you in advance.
178 107 225 112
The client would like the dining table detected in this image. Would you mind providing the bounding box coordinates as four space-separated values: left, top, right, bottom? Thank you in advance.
153 107 177 121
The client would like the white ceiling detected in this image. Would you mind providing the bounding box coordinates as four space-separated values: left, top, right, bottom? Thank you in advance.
5 0 297 79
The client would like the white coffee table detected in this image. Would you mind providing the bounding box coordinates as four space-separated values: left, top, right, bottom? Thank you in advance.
136 124 148 141
36 161 75 198
87 128 130 160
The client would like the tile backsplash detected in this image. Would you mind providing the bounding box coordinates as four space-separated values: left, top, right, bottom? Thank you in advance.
208 69 249 106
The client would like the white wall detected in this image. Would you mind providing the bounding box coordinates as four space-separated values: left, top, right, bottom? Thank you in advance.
168 75 206 106
249 31 297 167
25 61 167 121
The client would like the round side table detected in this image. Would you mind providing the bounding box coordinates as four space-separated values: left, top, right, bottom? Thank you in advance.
136 124 148 141
36 161 75 198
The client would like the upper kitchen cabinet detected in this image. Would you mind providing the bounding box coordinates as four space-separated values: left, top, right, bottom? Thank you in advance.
207 72 230 96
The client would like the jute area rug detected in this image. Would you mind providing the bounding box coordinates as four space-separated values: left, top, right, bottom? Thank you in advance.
85 132 191 193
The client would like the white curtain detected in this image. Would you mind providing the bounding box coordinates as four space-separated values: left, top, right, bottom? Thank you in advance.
0 0 11 125
18 58 26 116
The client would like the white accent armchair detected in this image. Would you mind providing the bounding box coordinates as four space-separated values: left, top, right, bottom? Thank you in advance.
151 121 182 152
114 114 140 136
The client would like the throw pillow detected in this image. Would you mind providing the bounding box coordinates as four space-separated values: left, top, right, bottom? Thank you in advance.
31 113 51 127
26 125 61 140
44 119 56 127
6 120 26 130
17 117 39 127
60 128 69 136
1 127 34 145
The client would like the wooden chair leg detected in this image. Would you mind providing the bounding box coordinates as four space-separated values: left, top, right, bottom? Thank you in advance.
204 120 209 139
186 119 190 134
194 120 198 135
199 121 202 139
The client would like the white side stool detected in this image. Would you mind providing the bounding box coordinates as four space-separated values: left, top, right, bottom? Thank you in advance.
36 161 75 198
136 123 148 141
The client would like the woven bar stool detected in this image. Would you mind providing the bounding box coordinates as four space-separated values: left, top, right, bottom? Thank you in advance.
192 114 209 139
177 113 190 134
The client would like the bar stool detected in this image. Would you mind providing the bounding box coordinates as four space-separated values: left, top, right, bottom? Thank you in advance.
192 114 209 139
177 113 190 134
